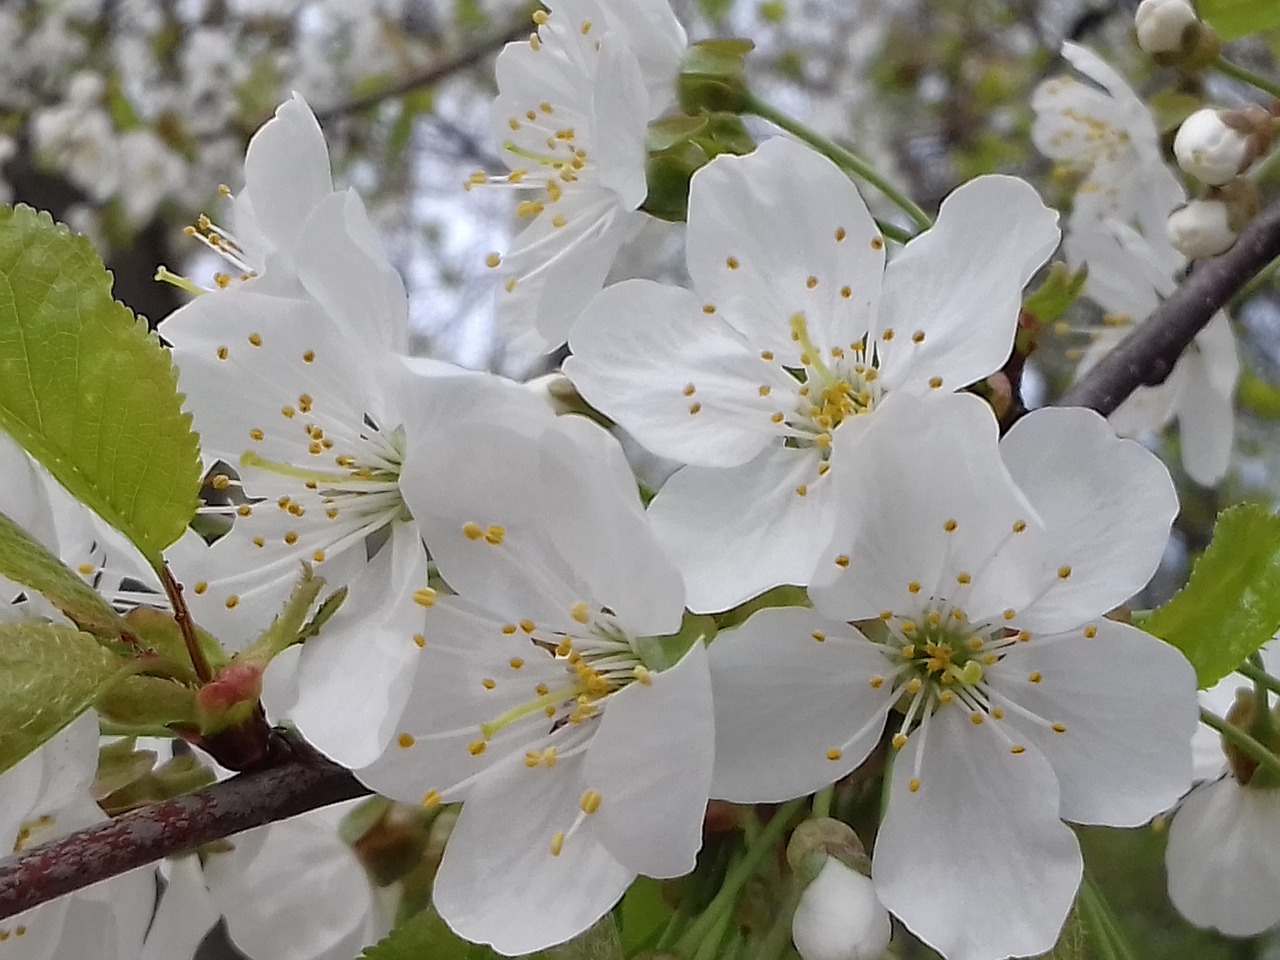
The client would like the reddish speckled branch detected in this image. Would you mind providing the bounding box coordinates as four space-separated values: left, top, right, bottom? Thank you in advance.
1060 197 1280 414
0 731 367 922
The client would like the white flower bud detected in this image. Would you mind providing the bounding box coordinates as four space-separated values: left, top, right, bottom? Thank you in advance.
1175 109 1253 185
1167 199 1236 259
791 857 892 960
1134 0 1200 55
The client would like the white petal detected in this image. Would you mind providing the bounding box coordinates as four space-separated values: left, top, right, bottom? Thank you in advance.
648 445 836 613
585 641 712 877
433 746 634 955
708 607 893 802
876 175 1059 395
1166 776 1280 936
874 706 1082 960
566 280 783 468
1178 352 1235 486
685 137 883 364
995 407 1178 633
590 39 649 209
284 522 430 767
140 856 219 960
988 619 1196 826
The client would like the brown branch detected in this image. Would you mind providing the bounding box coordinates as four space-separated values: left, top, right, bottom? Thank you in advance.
313 16 532 125
0 730 368 922
159 564 213 684
1060 197 1280 414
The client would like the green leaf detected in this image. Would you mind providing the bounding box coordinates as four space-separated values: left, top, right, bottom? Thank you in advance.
0 621 131 774
0 508 127 637
1199 0 1280 39
0 205 201 567
1144 502 1280 688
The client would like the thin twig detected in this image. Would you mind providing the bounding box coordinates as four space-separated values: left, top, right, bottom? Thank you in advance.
313 17 531 125
159 564 213 684
0 730 368 922
1060 198 1280 414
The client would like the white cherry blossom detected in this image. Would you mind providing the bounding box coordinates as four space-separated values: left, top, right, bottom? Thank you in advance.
479 0 687 354
357 414 713 955
566 136 1059 611
707 392 1197 960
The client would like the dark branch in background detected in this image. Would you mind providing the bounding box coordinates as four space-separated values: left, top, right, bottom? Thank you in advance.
1061 197 1280 414
313 17 531 125
0 731 368 922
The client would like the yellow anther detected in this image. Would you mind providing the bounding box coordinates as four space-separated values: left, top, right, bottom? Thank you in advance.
193 581 208 595
892 732 908 749
482 678 496 690
502 623 517 635
303 350 315 363
725 256 739 270
795 484 808 497
956 572 971 585
520 619 536 633
517 200 545 218
462 522 485 540
634 665 653 685
826 747 842 761
682 383 696 397
1057 564 1072 579
806 275 818 289
869 675 884 688
689 402 702 415
249 428 264 441
552 214 567 228
871 237 884 250
905 678 922 694
943 519 958 533
938 689 954 704
1017 630 1032 642
970 712 983 726
1028 671 1042 683
1012 519 1027 533
485 252 502 268
224 595 240 609
550 831 565 856
1084 625 1097 639
760 350 774 361
771 412 785 424
216 345 229 360
570 601 591 624
1010 744 1025 755
840 285 852 299
908 581 921 593
284 531 298 545
908 778 921 793
911 330 925 344
834 554 850 568
1052 722 1066 734
468 740 487 756
835 227 847 241
509 657 524 670
413 634 426 648
211 473 231 490
580 789 602 814
77 563 94 576
812 630 826 643
414 588 437 608
485 524 506 545
991 707 1005 719
422 789 442 809
253 536 265 548
248 332 263 347
397 733 415 748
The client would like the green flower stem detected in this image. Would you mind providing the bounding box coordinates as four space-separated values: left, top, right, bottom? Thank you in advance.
742 93 932 232
1215 56 1280 102
1240 657 1280 696
1243 655 1276 742
1079 876 1137 960
674 799 806 956
811 785 834 819
750 884 804 960
1200 707 1280 780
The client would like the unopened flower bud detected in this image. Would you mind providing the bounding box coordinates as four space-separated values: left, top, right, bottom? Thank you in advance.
791 857 892 960
1167 199 1236 259
1134 0 1200 55
1174 108 1269 186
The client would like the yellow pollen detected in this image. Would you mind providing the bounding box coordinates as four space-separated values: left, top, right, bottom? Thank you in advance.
552 214 567 229
806 275 818 289
795 484 808 497
835 227 847 241
761 350 774 361
422 789 442 809
462 522 485 540
908 581 921 593
248 332 263 347
413 634 426 648
1052 723 1067 734
580 790 602 814
869 675 884 688
956 572 972 585
485 252 501 268
1012 520 1027 533
911 330 925 344
689 402 702 415
550 831 565 856
216 345 229 360
414 588 437 608
726 256 740 270
252 536 264 548
509 657 524 669
539 101 552 113
771 412 785 424
249 428 264 441
485 525 506 545
943 519 958 532
397 733 415 748
517 200 544 218
906 678 922 694
1057 564 1072 579
970 712 983 726
193 581 208 595
580 18 592 33
1084 625 1097 639
682 383 696 397
1017 630 1032 642
908 778 921 793
520 619 536 634
303 350 315 363
871 237 884 250
992 707 1005 719
482 678 496 690
826 747 842 761
570 601 591 624
284 532 298 545
1003 609 1016 621
1011 744 1026 755
929 377 943 389
938 690 954 704
224 595 240 609
280 405 295 419
812 630 826 643
298 393 313 412
966 636 984 652
502 623 517 635
834 554 850 568
326 508 338 519
1028 671 1042 683
468 740 487 756
840 285 852 298
211 473 230 490
77 562 94 575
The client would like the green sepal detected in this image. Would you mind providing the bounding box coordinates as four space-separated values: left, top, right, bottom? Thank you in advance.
1144 502 1280 688
0 205 202 569
95 674 198 730
122 606 227 681
1021 261 1089 328
233 564 330 667
678 39 756 113
635 612 717 672
0 621 135 774
0 508 128 639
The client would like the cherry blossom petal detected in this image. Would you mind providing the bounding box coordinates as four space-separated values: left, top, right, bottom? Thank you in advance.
139 857 220 960
708 607 894 802
566 279 786 468
591 38 649 208
995 407 1177 633
874 706 1082 960
875 176 1059 395
585 642 712 877
988 619 1196 826
433 745 633 956
1166 775 1280 936
648 445 837 613
685 137 884 363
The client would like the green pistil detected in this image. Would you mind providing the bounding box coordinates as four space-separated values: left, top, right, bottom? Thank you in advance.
479 681 587 740
789 312 837 388
240 450 396 486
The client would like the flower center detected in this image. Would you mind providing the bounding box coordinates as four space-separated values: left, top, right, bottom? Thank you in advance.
783 313 881 458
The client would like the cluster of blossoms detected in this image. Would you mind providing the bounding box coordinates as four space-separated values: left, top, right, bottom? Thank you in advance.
5 1 1280 959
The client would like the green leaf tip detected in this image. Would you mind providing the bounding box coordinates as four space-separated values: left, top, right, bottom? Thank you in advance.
1145 502 1280 688
0 204 202 566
